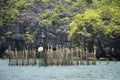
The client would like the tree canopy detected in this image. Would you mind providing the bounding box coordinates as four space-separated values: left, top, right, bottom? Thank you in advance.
69 0 120 45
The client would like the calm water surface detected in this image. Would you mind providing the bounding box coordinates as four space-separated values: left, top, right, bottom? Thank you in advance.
0 59 120 80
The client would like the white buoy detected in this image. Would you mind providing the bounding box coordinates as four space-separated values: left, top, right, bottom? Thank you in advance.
38 47 44 52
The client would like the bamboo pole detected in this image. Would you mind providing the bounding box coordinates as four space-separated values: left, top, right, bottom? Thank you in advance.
86 48 89 65
62 48 65 65
68 48 71 65
82 48 85 65
64 48 67 65
11 49 15 65
92 46 96 65
47 44 50 65
70 48 73 65
106 58 109 65
76 47 79 65
50 45 54 65
56 44 59 66
20 51 23 66
15 48 18 65
61 47 64 65
44 48 48 66
22 49 24 66
79 49 83 65
58 47 61 65
19 51 22 65
29 48 32 65
33 48 36 65
8 45 12 66
67 48 71 65
59 46 63 65
32 49 34 65
31 48 34 65
39 51 41 66
9 54 11 66
25 49 29 65
65 47 69 65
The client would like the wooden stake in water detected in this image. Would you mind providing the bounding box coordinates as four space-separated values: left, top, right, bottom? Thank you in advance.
59 46 63 65
31 48 34 65
22 49 24 66
29 48 32 65
79 49 83 65
25 49 29 65
19 50 22 65
64 48 67 65
56 44 59 66
44 48 48 66
38 47 44 66
39 51 41 66
11 50 14 65
33 49 36 65
15 48 18 65
50 45 54 65
76 47 79 65
8 45 12 66
62 48 65 65
65 47 69 65
92 46 96 65
67 48 71 65
70 48 73 65
86 48 89 65
106 58 109 65
47 44 50 65
81 47 85 65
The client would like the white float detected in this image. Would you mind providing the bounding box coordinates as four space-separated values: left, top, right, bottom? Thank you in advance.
38 47 44 52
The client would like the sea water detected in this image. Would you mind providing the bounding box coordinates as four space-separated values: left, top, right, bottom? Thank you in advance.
0 59 120 80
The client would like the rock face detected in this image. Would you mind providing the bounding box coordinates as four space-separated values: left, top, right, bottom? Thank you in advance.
0 18 70 48
0 1 72 57
0 0 120 60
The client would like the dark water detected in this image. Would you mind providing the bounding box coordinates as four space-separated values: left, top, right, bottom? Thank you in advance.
0 59 120 80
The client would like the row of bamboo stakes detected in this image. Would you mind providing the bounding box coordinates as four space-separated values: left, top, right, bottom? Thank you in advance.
8 47 36 66
8 45 97 66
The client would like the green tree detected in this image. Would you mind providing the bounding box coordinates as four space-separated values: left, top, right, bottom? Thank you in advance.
0 0 32 28
69 0 120 46
69 9 103 37
25 32 34 43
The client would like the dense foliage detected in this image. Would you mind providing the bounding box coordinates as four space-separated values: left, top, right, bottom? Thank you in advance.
69 0 120 59
0 0 120 60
